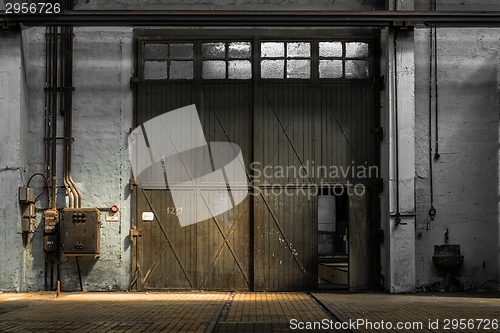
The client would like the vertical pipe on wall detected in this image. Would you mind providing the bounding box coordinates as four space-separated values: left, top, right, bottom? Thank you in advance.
62 25 74 209
393 29 401 225
428 0 434 211
50 26 57 211
66 24 82 208
433 0 440 160
433 27 440 160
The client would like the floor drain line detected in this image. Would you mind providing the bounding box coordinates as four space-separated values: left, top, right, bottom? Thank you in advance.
207 292 235 333
308 292 360 333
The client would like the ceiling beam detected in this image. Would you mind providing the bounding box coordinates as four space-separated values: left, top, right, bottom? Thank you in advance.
2 11 500 28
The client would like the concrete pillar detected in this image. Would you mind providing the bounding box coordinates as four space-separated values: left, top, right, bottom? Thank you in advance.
0 30 28 291
384 27 416 293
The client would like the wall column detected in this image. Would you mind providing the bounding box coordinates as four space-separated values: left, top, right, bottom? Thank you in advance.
0 30 28 291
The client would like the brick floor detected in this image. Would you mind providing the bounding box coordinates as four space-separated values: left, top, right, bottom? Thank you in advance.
0 291 499 332
311 292 500 333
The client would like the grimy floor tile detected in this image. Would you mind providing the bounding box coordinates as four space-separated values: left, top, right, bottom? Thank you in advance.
0 291 499 332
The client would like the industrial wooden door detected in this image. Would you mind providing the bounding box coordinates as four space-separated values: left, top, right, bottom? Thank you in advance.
130 38 253 290
131 33 380 291
348 186 371 291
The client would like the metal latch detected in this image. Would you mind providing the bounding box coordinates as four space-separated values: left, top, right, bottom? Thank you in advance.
129 178 136 192
130 77 142 88
129 229 141 238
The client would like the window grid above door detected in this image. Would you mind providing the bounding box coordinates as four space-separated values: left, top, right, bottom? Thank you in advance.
141 39 371 82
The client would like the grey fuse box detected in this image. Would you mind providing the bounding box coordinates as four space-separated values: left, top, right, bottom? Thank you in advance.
62 208 101 257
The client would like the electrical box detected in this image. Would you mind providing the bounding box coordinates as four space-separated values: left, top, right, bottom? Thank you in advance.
19 186 35 204
19 187 36 233
44 235 58 252
22 216 35 233
62 208 101 257
43 209 59 234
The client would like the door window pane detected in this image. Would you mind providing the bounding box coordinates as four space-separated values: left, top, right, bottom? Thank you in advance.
287 59 310 79
261 42 284 58
144 43 168 60
170 61 193 80
170 43 194 59
345 42 369 58
229 42 251 59
319 60 343 79
319 42 342 58
261 60 284 79
228 60 252 79
144 61 168 79
345 60 369 79
287 42 311 58
202 42 226 59
202 60 226 79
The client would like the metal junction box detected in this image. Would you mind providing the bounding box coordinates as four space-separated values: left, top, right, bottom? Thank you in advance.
62 208 101 257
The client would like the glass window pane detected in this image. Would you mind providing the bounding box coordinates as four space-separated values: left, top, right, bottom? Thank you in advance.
261 42 284 58
170 43 194 59
228 60 252 79
261 60 284 79
144 61 168 79
170 61 193 80
287 42 310 58
345 60 369 79
228 42 252 59
202 42 226 59
202 60 226 79
319 42 342 58
286 59 310 79
144 43 168 60
345 42 369 58
319 60 343 79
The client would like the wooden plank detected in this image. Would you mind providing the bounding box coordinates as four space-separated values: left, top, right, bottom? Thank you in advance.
348 186 371 291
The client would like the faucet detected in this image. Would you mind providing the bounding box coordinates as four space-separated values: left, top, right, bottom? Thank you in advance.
445 229 449 244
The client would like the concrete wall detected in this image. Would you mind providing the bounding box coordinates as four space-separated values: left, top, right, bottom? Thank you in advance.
0 31 27 292
414 27 500 289
17 27 133 292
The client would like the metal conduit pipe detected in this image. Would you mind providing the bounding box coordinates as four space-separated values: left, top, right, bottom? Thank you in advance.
65 23 81 208
50 25 57 211
62 25 74 209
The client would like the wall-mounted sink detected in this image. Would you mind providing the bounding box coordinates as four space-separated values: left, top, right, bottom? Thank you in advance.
432 245 464 270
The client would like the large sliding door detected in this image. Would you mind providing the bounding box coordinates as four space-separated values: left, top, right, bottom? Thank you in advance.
131 31 380 291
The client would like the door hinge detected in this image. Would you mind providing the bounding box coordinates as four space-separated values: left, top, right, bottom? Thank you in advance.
129 178 136 192
129 229 141 238
371 127 384 141
130 77 141 88
379 75 385 90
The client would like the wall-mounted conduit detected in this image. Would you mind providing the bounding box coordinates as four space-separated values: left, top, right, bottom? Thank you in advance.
43 0 79 291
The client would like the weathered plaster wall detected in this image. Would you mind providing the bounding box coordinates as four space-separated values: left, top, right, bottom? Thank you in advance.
0 31 27 291
384 28 417 293
19 27 134 291
414 27 500 289
73 0 384 11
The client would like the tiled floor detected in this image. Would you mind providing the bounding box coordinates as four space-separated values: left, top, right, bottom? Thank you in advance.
0 291 499 332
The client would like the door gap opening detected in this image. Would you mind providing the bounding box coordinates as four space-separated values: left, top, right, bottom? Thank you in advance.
318 190 348 290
